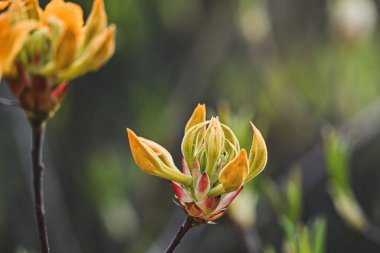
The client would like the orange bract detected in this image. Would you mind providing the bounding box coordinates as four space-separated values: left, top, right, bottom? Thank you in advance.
0 0 9 10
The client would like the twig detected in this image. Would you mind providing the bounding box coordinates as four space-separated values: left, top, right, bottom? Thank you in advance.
164 216 201 253
363 224 380 248
0 97 19 107
31 120 50 253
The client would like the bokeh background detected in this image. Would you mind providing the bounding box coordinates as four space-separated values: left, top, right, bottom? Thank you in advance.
1 0 380 252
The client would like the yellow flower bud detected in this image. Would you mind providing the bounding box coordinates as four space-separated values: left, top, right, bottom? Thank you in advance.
0 14 37 78
58 25 115 81
127 104 268 222
139 137 176 169
221 123 240 162
43 0 83 69
185 103 206 133
0 0 115 120
204 117 224 176
127 129 192 186
24 0 41 20
0 1 9 11
246 122 267 182
82 0 107 47
219 149 248 193
181 121 208 170
181 104 206 169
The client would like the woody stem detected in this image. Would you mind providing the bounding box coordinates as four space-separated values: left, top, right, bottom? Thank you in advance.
31 120 50 253
164 216 197 253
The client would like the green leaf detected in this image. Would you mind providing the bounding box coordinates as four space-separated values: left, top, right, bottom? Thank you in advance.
310 218 327 253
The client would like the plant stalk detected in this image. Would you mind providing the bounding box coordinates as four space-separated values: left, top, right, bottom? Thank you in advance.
164 216 198 253
364 223 380 248
31 120 50 253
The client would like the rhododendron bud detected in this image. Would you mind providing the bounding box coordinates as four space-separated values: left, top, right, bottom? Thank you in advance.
127 104 268 222
0 0 115 122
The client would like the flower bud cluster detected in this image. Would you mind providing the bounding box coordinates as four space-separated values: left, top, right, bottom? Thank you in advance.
0 0 115 121
127 104 267 221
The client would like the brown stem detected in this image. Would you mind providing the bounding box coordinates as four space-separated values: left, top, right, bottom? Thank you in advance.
31 120 50 253
363 224 380 248
165 216 198 253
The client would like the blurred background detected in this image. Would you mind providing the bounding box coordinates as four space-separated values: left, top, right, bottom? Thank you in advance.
1 0 380 252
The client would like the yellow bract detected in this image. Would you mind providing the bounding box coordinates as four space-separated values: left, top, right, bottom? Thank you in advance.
127 129 192 186
204 117 224 175
185 103 206 133
43 0 83 69
219 149 248 192
0 8 37 78
246 122 268 181
0 1 9 11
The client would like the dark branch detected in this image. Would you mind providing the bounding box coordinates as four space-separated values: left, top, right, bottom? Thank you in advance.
31 121 50 253
165 216 200 253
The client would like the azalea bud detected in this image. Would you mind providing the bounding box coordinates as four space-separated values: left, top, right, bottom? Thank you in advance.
181 104 206 169
185 103 206 133
246 122 268 182
19 28 51 69
0 1 9 10
221 123 240 162
219 149 248 192
204 117 224 177
59 25 116 80
181 121 207 171
0 14 37 78
0 0 115 122
127 129 192 186
127 104 267 222
83 0 108 47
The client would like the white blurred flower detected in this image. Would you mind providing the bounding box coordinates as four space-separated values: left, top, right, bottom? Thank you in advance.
329 0 378 42
228 189 258 230
239 0 270 44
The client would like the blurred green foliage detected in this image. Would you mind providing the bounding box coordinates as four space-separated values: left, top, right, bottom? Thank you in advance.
1 0 380 252
323 130 369 232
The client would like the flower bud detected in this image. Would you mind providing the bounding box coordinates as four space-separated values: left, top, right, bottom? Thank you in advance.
204 117 224 177
181 104 206 169
0 0 115 121
0 0 9 11
0 13 37 78
127 104 268 222
58 25 116 80
181 121 207 171
127 129 192 186
246 122 267 182
185 103 206 133
221 123 240 162
82 0 107 47
219 149 248 192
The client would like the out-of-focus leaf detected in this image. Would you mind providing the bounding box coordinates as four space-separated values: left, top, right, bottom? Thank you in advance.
286 169 302 224
264 246 276 253
323 129 351 194
323 129 368 231
310 218 326 253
